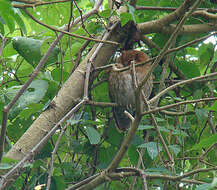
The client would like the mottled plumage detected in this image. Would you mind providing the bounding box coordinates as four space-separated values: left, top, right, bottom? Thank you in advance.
108 50 153 131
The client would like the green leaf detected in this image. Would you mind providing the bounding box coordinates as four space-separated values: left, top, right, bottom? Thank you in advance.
12 37 59 67
128 145 139 165
0 163 14 170
98 146 116 169
208 101 217 111
0 0 15 33
176 60 200 78
99 9 111 18
35 142 52 160
127 4 136 22
2 80 48 118
211 178 217 188
145 167 172 175
132 134 143 146
67 119 81 126
70 42 83 56
16 80 48 107
213 49 217 63
53 175 66 190
1 156 17 164
70 140 83 153
138 125 154 130
120 12 132 26
196 183 212 190
171 129 188 137
19 103 44 119
191 133 217 150
198 43 214 66
0 20 4 35
168 145 181 156
51 68 69 82
138 125 170 132
1 13 15 33
138 142 162 160
0 1 26 34
13 9 27 34
106 124 123 146
193 89 203 99
85 126 100 145
195 108 209 123
92 82 109 102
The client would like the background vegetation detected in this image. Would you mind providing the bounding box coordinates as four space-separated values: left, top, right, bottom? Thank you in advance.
0 0 217 189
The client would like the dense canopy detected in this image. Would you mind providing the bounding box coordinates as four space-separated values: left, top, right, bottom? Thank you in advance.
0 0 217 189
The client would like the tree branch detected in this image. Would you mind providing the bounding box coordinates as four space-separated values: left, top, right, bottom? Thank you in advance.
149 72 217 104
143 97 217 116
136 6 217 14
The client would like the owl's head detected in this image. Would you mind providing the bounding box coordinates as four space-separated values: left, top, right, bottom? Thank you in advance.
117 50 149 67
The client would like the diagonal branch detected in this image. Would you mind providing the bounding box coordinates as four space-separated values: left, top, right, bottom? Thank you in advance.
149 72 217 104
22 9 118 45
143 97 217 116
138 0 204 92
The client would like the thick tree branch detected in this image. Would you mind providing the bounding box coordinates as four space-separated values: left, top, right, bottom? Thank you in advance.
136 6 217 14
137 1 217 35
160 23 217 35
5 0 106 161
67 166 217 189
137 0 195 34
138 0 202 91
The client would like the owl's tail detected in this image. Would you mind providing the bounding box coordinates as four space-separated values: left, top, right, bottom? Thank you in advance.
113 107 132 132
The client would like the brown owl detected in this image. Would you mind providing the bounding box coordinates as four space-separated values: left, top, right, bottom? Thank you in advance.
108 50 153 131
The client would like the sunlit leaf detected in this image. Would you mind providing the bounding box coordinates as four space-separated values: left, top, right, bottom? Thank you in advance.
120 12 132 26
138 142 162 159
168 145 181 156
195 108 209 123
85 126 101 145
208 101 217 111
12 37 59 67
196 183 212 190
191 133 217 150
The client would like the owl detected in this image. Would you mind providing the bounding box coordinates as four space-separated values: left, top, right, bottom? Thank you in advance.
108 50 153 131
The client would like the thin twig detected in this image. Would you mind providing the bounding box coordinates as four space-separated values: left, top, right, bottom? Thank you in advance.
0 34 63 163
143 97 217 116
142 92 174 164
71 40 90 74
83 60 92 100
160 110 195 116
0 0 104 186
13 0 71 8
73 0 93 37
199 143 217 160
94 31 217 74
138 0 204 91
67 1 74 31
22 9 119 45
46 125 67 190
0 99 86 189
149 72 217 104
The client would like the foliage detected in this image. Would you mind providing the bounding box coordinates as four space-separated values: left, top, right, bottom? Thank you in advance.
0 0 217 189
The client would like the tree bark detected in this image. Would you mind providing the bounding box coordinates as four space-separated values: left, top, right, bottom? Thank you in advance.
5 23 128 160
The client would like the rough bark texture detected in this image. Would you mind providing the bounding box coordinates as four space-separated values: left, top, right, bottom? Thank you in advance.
6 23 129 160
